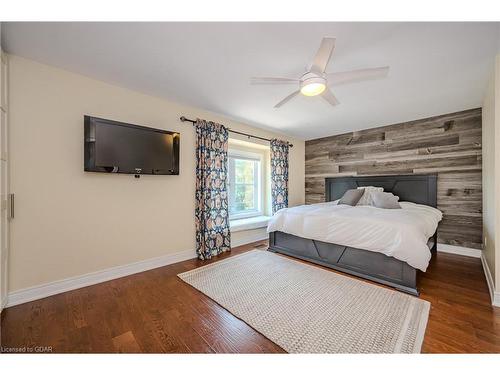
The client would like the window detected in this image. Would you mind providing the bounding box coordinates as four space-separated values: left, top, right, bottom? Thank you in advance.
228 151 262 219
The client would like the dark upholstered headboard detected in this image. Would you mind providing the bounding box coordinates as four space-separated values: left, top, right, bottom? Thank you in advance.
325 174 437 207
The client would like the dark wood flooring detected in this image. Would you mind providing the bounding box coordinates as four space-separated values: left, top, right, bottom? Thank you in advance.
1 241 499 353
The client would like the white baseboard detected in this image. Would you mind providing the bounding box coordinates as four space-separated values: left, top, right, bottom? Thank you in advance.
6 249 196 308
232 235 268 248
437 244 482 258
6 233 270 309
231 233 268 248
6 240 491 308
231 236 269 247
0 296 6 314
480 252 500 307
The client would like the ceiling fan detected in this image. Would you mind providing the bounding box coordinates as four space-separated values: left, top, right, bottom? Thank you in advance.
250 37 390 108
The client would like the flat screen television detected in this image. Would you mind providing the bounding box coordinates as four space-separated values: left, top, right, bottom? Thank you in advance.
84 116 180 175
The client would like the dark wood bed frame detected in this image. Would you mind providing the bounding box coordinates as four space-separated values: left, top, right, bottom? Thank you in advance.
268 174 438 296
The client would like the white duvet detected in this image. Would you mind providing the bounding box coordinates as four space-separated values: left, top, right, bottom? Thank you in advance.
267 202 442 271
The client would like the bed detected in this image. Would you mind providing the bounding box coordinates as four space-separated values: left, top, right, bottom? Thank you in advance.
267 174 441 296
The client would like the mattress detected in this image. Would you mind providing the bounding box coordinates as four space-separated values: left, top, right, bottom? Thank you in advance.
266 201 442 271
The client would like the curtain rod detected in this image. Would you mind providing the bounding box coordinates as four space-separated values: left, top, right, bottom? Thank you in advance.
179 116 293 148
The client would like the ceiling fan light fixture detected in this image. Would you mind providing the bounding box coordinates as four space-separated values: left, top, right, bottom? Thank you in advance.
251 37 389 108
300 82 326 96
300 76 327 96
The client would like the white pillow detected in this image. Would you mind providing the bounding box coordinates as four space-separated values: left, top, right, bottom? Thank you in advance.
356 186 384 206
371 191 401 209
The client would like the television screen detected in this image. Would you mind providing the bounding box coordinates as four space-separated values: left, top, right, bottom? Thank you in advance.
84 116 179 175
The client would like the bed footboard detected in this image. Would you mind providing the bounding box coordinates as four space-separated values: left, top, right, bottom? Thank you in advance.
268 231 419 296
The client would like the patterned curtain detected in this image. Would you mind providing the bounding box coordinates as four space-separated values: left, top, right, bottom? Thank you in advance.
270 139 290 214
194 119 231 260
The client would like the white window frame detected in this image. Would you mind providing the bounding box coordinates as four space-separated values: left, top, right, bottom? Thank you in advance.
228 149 263 220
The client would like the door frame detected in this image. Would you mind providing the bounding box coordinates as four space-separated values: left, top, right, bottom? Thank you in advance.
0 49 9 311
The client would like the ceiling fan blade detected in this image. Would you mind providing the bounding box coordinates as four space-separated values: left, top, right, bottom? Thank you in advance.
274 90 300 108
250 76 299 85
322 89 340 106
309 37 336 73
327 66 389 86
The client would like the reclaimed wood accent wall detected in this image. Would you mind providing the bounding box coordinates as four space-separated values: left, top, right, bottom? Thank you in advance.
305 108 482 249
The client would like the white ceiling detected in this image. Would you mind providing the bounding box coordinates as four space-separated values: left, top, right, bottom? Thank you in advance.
2 22 499 140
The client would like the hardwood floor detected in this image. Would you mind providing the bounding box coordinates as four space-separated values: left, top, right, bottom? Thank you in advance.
1 241 499 353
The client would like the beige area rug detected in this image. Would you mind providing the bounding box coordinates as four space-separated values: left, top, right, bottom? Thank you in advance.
178 249 430 353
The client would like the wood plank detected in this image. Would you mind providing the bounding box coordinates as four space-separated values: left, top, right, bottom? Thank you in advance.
112 331 142 353
333 149 480 166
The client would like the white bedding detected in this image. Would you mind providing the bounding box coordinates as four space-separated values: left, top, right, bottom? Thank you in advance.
267 202 442 271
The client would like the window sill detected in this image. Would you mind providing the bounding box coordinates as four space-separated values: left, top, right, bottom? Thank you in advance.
230 215 271 233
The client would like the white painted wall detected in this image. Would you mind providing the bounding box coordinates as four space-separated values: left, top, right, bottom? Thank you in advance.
7 55 305 293
482 54 500 305
0 22 9 311
482 57 497 286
